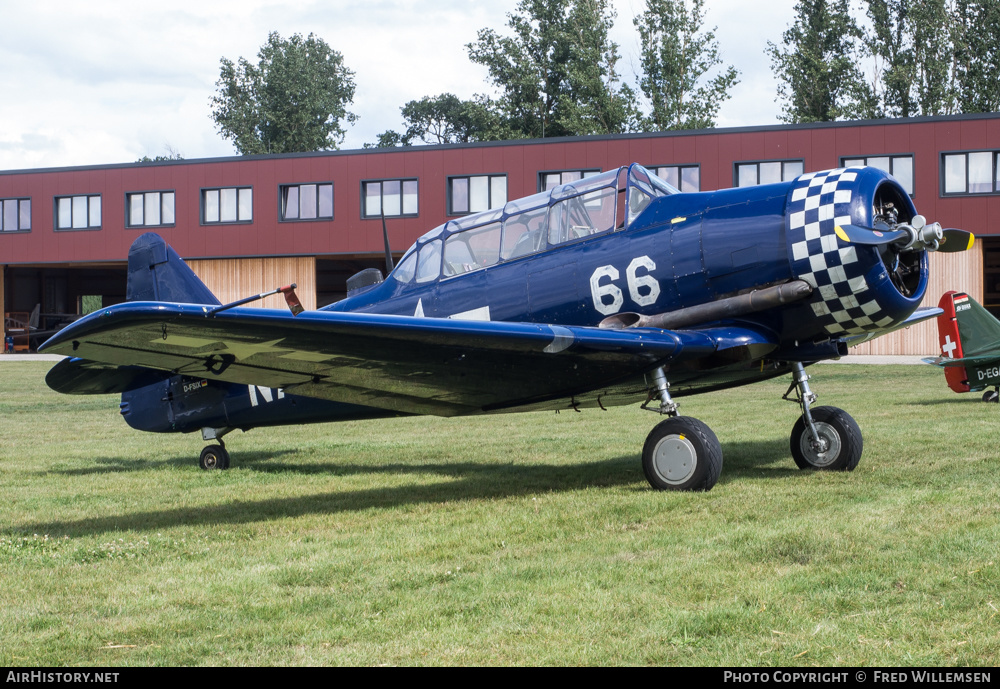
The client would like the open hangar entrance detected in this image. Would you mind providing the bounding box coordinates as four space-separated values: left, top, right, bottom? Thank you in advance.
2 254 398 350
2 263 127 350
316 255 397 308
984 236 1000 320
2 256 396 322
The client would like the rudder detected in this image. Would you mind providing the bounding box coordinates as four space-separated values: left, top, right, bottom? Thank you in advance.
935 291 969 393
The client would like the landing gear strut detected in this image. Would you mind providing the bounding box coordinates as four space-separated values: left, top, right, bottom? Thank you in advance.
640 366 723 491
784 362 863 471
199 427 232 470
983 387 999 403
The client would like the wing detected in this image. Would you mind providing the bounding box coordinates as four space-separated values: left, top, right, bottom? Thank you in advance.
843 306 943 345
40 302 777 416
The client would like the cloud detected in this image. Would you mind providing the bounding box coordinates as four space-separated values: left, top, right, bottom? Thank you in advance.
0 0 795 170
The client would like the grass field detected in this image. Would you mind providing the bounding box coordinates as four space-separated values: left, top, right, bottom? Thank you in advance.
1 360 997 666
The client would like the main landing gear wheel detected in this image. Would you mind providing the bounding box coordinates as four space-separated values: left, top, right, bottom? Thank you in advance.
642 416 723 491
982 389 999 403
199 444 230 471
790 406 863 471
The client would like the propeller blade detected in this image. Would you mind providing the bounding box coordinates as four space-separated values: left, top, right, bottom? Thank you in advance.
936 228 975 253
833 224 908 246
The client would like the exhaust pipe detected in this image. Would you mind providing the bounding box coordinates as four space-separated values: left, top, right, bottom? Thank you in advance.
599 280 813 330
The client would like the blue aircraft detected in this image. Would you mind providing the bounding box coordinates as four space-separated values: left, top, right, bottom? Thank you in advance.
40 164 973 491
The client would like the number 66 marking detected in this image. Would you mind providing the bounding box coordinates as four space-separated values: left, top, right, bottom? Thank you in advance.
589 256 660 315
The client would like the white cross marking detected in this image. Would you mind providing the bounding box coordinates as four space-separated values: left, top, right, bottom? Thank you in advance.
942 335 957 358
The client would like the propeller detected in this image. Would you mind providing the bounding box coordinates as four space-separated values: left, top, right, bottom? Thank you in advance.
937 228 976 253
834 223 908 246
834 214 974 253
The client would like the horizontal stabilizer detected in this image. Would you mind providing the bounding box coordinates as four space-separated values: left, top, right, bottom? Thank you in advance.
45 357 172 395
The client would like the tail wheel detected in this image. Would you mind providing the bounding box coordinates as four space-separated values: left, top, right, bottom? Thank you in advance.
199 444 230 470
642 417 723 491
790 406 862 471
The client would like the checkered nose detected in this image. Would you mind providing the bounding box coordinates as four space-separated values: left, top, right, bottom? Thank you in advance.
786 167 922 337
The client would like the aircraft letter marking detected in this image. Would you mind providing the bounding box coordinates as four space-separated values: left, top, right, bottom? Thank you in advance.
979 367 1000 381
248 385 284 407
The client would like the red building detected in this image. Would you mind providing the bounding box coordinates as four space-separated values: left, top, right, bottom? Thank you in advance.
3 113 999 354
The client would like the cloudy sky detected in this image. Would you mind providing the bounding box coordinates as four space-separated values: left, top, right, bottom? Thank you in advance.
0 0 798 171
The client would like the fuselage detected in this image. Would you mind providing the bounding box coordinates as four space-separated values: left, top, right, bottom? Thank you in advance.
327 164 926 349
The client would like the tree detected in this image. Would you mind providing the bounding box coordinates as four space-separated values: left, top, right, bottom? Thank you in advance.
210 32 357 155
634 0 740 131
136 145 184 163
364 94 505 148
466 0 639 139
767 0 872 123
950 0 1000 113
399 94 504 144
364 130 407 149
863 0 957 117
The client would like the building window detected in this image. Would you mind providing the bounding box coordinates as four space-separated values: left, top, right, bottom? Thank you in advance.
648 165 700 192
942 151 999 195
362 179 418 218
202 187 252 224
842 155 914 195
126 190 175 227
281 183 334 221
539 169 600 192
735 160 804 187
1 198 30 232
55 194 101 230
448 174 507 215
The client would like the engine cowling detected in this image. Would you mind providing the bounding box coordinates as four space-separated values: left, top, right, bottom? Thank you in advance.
785 166 928 340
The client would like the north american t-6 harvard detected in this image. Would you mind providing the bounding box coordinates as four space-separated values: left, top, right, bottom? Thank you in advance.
41 163 973 491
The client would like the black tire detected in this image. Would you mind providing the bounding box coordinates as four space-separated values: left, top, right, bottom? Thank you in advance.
199 444 230 470
790 406 862 471
642 416 723 491
982 390 999 403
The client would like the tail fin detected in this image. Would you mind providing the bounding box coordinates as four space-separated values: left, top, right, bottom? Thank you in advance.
127 233 220 305
936 291 1000 393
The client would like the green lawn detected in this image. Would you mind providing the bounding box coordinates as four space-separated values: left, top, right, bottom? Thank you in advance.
1 361 997 666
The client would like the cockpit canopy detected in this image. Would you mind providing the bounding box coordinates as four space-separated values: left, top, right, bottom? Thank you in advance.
391 163 679 285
